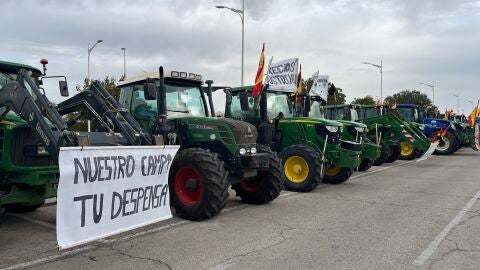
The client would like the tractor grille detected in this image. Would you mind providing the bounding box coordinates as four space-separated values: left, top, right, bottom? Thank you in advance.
341 140 362 152
217 118 257 144
10 127 56 167
296 124 308 142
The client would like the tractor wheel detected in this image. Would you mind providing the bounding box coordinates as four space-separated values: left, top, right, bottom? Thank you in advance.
434 131 459 155
358 158 373 171
399 142 416 160
323 167 354 184
373 142 389 165
169 148 229 221
386 143 401 163
5 202 44 213
232 149 284 204
279 145 322 192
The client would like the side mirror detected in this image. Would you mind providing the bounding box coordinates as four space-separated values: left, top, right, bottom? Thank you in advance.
144 82 157 100
239 92 249 111
59 80 69 97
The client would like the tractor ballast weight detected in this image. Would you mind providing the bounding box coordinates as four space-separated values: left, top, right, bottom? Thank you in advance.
117 67 284 221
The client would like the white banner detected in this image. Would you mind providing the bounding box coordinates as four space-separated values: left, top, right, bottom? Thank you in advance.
57 145 179 249
474 122 480 151
309 72 329 101
266 58 299 92
417 142 439 162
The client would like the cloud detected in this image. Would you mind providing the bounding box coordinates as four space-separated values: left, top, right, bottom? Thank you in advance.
1 0 479 112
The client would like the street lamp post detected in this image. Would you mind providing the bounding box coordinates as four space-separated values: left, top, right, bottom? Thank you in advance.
448 92 460 114
419 81 435 106
87 39 103 82
216 0 245 86
121 47 126 80
362 60 383 114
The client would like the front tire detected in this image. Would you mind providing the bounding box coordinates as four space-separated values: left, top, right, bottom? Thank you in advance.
169 148 229 221
399 142 416 160
279 145 322 192
358 158 373 171
323 167 354 184
386 143 401 163
232 149 284 204
374 142 389 165
434 131 459 155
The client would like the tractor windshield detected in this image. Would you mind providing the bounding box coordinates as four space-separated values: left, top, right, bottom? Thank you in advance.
266 91 293 118
397 107 418 122
131 83 206 118
309 101 327 119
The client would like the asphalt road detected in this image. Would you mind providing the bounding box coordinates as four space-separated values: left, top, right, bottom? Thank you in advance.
1 148 479 270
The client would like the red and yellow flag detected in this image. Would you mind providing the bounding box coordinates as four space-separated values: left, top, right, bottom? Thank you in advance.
252 43 265 97
467 100 480 126
296 64 303 95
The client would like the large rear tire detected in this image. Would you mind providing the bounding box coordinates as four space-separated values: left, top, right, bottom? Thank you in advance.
374 142 389 165
358 158 373 171
169 148 229 221
232 149 284 204
434 131 459 155
323 167 354 184
279 145 322 192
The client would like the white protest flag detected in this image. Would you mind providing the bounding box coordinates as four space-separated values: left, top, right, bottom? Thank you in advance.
266 58 299 92
57 145 179 249
309 72 329 101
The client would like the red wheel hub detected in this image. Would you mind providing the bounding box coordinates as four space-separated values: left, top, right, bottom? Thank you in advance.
175 167 203 206
239 172 265 193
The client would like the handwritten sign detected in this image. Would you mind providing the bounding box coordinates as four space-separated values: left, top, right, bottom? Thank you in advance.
266 58 299 92
309 72 329 101
56 145 179 249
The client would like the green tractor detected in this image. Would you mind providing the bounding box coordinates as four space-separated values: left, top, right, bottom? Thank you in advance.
0 61 59 213
220 86 362 192
117 67 284 221
355 105 431 160
306 102 380 171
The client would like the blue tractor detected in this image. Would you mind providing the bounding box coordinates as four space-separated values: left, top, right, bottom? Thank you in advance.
396 104 467 155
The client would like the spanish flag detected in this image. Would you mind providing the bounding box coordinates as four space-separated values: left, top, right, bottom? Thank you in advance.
467 100 480 126
252 43 265 97
296 64 303 95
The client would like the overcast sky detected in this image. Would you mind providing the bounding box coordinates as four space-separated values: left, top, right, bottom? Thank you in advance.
2 0 479 113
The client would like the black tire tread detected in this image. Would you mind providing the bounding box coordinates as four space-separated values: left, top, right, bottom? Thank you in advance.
169 148 229 221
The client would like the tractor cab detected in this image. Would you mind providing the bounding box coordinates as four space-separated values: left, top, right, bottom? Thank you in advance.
396 104 420 123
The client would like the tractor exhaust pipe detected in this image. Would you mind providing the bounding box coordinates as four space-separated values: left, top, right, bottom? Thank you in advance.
224 89 232 118
258 84 272 145
205 80 215 117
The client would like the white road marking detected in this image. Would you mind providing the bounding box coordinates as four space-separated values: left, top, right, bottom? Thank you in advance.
350 161 415 180
6 213 56 230
412 191 480 266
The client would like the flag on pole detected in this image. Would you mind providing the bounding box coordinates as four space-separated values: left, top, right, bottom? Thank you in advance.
296 64 303 95
252 43 265 97
467 100 480 126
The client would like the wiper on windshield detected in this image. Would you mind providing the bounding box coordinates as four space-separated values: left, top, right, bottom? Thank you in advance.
167 108 190 113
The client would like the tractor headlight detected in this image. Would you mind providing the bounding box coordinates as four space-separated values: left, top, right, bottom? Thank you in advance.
37 146 49 156
419 124 425 131
239 148 246 155
250 147 257 154
326 126 339 132
354 127 365 132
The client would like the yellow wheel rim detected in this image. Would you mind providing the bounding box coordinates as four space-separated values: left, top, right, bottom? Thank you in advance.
325 166 342 176
284 156 309 183
400 142 414 157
